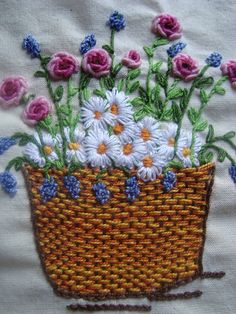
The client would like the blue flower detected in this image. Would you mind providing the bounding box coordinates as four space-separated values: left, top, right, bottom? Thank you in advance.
80 34 96 55
229 165 236 184
167 42 186 58
162 171 177 192
64 175 81 199
0 137 16 155
0 171 17 196
125 176 140 202
205 52 222 67
22 34 41 58
107 11 126 32
39 177 58 202
93 182 110 204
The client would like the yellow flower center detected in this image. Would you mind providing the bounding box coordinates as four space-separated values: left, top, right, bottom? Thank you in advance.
110 103 119 115
143 156 153 167
97 143 107 154
94 111 102 119
43 145 53 155
68 142 80 150
141 128 151 141
168 137 175 147
113 122 124 135
182 147 191 157
123 143 133 155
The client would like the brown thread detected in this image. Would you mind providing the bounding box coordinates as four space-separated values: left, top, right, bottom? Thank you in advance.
67 303 151 311
148 290 202 301
200 271 225 279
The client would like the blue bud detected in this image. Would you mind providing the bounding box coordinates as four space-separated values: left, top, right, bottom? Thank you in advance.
39 177 57 202
64 175 80 199
167 42 186 58
205 52 222 68
0 137 16 155
80 34 96 55
22 34 40 58
0 171 17 196
107 11 126 32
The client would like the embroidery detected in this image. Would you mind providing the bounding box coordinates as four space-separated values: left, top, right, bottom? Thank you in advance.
0 10 236 311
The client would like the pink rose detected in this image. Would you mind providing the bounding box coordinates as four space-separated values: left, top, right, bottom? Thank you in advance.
221 60 236 89
172 53 199 81
152 13 182 41
81 48 112 78
122 50 142 69
0 76 28 109
47 52 79 80
22 96 52 126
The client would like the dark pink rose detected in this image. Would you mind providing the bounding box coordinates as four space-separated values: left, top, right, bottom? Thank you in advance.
152 13 182 41
81 48 112 78
221 60 236 89
172 53 199 81
122 50 142 69
22 96 52 126
0 76 28 109
47 52 79 80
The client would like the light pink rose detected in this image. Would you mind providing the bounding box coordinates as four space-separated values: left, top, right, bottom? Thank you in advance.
81 48 112 78
221 60 236 89
122 50 142 69
172 53 199 81
152 13 182 41
0 76 28 109
47 51 79 80
22 96 52 126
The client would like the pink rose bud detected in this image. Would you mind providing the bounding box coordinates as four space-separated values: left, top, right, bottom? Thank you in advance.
22 96 52 126
152 13 182 41
172 53 199 81
0 76 28 109
221 60 236 89
47 51 79 80
122 50 142 69
81 48 112 78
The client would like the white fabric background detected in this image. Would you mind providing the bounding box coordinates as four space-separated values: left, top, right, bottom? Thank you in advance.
0 0 236 313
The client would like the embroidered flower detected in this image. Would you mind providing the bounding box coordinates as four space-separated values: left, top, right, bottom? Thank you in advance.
151 13 182 40
112 121 137 143
93 182 110 204
136 117 159 148
115 139 147 169
82 48 112 78
39 177 58 202
47 52 79 80
64 175 81 199
229 165 236 183
80 34 96 55
106 88 133 124
85 128 120 168
206 52 222 68
125 176 140 202
137 151 164 182
22 34 40 58
0 76 28 109
0 137 16 155
172 53 199 81
0 171 17 196
81 96 113 130
221 60 236 89
122 50 142 69
64 126 86 164
22 96 52 126
162 171 177 192
167 42 186 58
176 131 202 167
107 11 126 32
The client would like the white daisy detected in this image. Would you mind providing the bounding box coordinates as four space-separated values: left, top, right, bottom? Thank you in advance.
176 130 202 167
81 96 113 130
136 117 159 148
112 120 138 143
106 88 133 124
115 139 147 169
84 128 120 168
64 126 86 164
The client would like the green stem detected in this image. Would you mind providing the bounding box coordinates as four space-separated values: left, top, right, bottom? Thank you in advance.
146 55 153 104
35 125 49 164
204 143 236 166
110 29 115 70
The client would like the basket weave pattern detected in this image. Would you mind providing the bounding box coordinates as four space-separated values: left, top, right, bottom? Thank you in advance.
24 163 215 299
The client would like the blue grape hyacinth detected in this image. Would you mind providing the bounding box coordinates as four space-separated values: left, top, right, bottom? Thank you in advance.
229 165 236 184
0 171 17 196
167 42 186 58
64 175 81 199
92 182 110 204
0 137 16 155
22 34 41 58
162 171 177 192
125 176 140 202
39 177 58 202
107 11 126 32
80 34 96 55
205 52 222 68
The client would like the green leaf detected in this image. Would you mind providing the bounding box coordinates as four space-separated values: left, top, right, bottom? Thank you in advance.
59 104 71 115
131 97 144 107
117 78 125 91
195 120 208 132
134 108 146 121
54 85 64 102
161 108 173 121
34 70 46 78
128 81 140 93
217 148 226 162
195 76 214 89
101 76 114 90
112 63 123 76
102 44 114 54
172 102 182 123
6 156 26 171
12 132 34 146
152 38 169 48
151 61 163 73
138 86 148 102
156 72 167 88
214 85 226 95
167 160 183 169
80 75 91 89
198 148 214 164
82 88 90 101
223 131 236 140
200 89 208 104
43 115 52 125
188 107 199 124
206 125 214 143
143 46 154 58
69 87 78 97
167 87 183 100
93 89 106 98
179 88 188 112
40 56 51 66
127 69 141 80
151 85 161 102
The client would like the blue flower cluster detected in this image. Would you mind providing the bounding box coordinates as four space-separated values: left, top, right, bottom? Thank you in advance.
80 34 96 55
125 176 140 202
39 177 58 202
162 171 177 192
167 42 186 58
107 11 126 32
0 171 17 196
92 182 110 204
205 52 222 68
229 165 236 183
64 175 81 199
0 137 16 155
22 34 41 58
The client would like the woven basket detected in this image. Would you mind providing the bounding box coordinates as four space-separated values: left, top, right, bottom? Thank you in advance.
23 163 215 300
